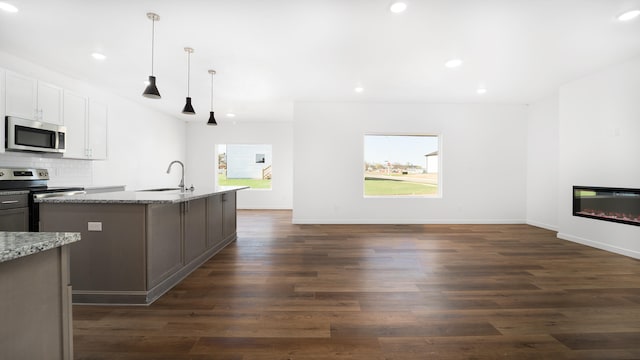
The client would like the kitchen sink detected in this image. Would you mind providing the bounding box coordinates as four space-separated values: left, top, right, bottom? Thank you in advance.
137 187 181 192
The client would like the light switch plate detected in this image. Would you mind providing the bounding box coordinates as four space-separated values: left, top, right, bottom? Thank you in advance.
88 222 102 231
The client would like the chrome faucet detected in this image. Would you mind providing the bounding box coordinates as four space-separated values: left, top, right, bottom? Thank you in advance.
166 160 185 192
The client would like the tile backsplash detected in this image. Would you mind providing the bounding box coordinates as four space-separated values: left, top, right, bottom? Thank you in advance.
0 152 92 186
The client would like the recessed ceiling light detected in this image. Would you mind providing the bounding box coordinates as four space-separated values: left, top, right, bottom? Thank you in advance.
618 9 640 21
445 58 463 68
0 2 18 13
477 88 487 95
226 113 236 118
354 86 364 93
389 2 407 13
91 52 106 60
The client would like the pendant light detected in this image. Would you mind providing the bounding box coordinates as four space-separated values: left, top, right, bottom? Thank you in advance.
142 12 161 99
182 47 196 114
207 69 218 126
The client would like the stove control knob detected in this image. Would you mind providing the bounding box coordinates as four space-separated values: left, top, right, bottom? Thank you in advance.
0 172 4 177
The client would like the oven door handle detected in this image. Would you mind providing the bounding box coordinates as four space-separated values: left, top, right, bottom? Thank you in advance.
1 200 20 204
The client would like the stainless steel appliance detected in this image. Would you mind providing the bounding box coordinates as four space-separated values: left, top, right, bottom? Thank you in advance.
0 168 84 231
5 116 67 153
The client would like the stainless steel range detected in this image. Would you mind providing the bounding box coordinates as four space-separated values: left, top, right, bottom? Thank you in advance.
0 168 85 231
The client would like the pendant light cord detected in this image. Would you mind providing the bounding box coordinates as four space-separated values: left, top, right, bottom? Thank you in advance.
150 18 155 76
187 51 191 97
210 72 214 111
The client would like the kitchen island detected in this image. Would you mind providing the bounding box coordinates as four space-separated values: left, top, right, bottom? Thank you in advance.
0 231 81 360
37 186 247 305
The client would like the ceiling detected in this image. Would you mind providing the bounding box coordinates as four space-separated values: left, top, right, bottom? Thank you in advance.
1 0 639 123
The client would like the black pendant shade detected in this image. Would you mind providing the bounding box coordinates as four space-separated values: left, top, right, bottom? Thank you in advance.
207 111 217 126
207 69 217 126
182 47 195 115
142 13 161 99
182 97 195 115
142 75 161 98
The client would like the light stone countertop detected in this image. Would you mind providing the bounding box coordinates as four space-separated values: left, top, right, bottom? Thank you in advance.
34 186 249 204
0 190 29 196
45 184 126 193
83 185 126 191
0 231 81 263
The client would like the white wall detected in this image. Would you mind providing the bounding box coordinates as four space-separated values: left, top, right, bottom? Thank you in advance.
293 102 528 224
90 93 186 190
185 121 293 209
557 55 640 259
526 94 559 231
0 152 93 186
0 51 186 189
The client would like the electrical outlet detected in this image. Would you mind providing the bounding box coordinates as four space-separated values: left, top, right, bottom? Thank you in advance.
88 222 102 231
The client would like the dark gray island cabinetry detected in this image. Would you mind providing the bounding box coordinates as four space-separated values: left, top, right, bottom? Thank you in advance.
38 186 245 305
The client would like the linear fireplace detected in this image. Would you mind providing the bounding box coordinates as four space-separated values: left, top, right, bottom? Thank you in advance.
573 186 640 227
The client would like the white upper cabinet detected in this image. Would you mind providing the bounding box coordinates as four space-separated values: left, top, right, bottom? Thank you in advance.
62 90 88 159
0 69 5 154
5 71 37 120
4 71 63 124
37 81 64 125
2 69 108 160
88 99 108 160
63 91 108 160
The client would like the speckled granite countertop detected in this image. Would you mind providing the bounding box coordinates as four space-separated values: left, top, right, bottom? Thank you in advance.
34 186 248 204
0 232 81 263
0 190 29 196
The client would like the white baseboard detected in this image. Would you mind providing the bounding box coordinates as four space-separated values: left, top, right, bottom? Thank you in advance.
238 206 292 210
526 220 558 232
557 232 640 260
291 218 526 225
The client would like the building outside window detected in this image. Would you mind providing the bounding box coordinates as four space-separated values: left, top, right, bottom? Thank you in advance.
217 144 272 189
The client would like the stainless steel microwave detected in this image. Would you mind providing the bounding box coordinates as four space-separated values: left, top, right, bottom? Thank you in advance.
5 116 66 153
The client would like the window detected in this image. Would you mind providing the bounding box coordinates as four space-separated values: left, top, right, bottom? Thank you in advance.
364 134 440 197
217 144 272 189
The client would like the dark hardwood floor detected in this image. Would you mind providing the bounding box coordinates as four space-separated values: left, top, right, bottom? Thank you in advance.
73 210 640 359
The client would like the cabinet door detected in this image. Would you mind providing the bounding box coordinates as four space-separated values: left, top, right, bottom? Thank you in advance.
147 203 182 288
62 90 88 159
184 199 207 263
0 208 29 231
5 71 37 120
88 99 108 159
222 192 237 240
37 81 63 125
207 194 224 248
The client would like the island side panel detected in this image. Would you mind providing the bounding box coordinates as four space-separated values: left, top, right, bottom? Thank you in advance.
222 191 238 241
40 203 147 294
0 248 66 359
184 198 207 264
207 194 224 248
146 203 182 288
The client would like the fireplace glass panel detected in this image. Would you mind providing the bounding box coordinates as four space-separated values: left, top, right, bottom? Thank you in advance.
573 186 640 226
